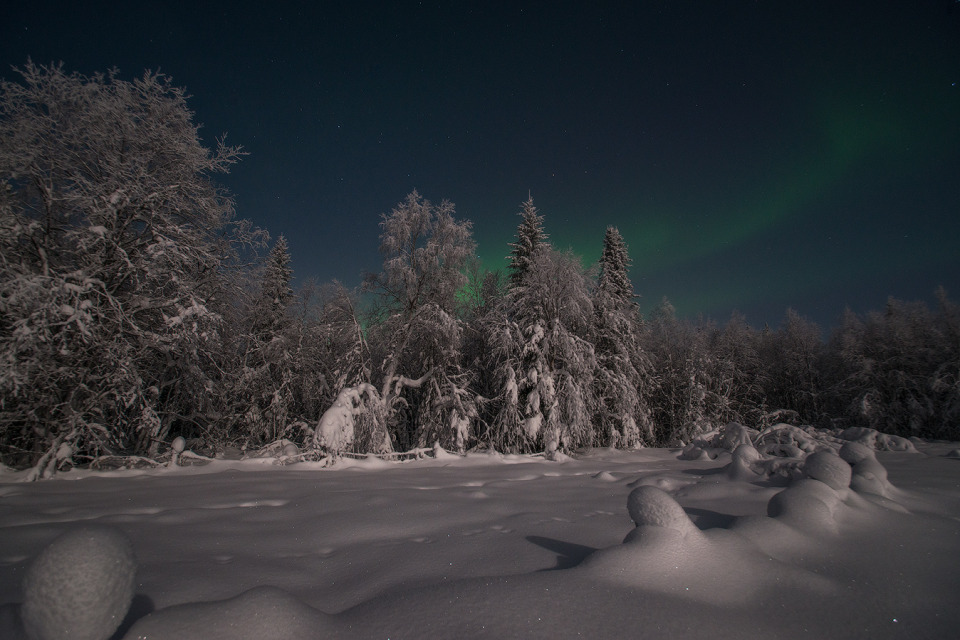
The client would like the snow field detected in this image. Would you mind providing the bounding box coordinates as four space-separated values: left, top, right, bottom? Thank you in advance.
1 432 959 639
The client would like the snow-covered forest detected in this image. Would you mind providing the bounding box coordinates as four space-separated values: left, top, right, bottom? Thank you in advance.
2 64 959 479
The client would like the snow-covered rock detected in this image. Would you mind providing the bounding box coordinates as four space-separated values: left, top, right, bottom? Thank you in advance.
21 527 136 640
755 424 823 457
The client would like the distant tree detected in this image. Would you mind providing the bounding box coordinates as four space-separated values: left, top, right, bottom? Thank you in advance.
460 259 506 320
643 299 713 444
0 62 262 475
507 195 548 287
760 309 823 425
256 234 294 336
821 294 959 440
707 311 767 427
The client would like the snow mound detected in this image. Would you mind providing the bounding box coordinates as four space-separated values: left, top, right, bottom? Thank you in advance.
839 441 892 496
837 440 874 465
724 444 762 481
124 586 331 640
624 485 699 540
677 444 714 461
839 427 917 452
802 451 851 490
755 423 824 457
767 478 844 534
715 422 758 451
22 526 136 640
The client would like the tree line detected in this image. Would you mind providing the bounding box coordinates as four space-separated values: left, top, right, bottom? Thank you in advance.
2 64 958 475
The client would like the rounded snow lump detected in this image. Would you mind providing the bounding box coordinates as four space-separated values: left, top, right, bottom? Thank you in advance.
22 526 136 640
732 443 761 464
838 441 875 465
627 485 693 533
767 484 836 533
803 451 851 490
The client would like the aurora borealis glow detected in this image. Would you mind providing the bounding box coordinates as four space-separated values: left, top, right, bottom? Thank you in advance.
3 1 958 328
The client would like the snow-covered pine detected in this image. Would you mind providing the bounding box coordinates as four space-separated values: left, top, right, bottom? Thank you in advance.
507 195 549 287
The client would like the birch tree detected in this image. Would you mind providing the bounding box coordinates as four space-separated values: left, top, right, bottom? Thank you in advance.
314 191 476 454
0 62 261 473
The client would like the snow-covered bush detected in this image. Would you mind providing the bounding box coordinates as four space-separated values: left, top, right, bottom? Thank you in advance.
313 383 388 455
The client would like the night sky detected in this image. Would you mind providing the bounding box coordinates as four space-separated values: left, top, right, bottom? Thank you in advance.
3 1 958 329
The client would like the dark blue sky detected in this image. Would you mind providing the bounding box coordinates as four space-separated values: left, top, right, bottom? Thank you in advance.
3 1 959 329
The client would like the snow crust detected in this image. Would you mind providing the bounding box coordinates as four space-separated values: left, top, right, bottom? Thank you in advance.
1 435 959 639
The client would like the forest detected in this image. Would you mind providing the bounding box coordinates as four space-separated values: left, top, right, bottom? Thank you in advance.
2 64 959 477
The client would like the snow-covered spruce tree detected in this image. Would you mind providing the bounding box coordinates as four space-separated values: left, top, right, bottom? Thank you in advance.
226 235 299 447
596 226 634 304
0 63 261 473
592 227 655 447
507 195 548 287
314 191 476 455
486 248 597 457
257 234 294 336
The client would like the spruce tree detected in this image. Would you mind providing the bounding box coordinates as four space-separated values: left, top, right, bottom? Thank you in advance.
597 226 634 305
592 227 654 447
259 234 294 335
507 195 549 287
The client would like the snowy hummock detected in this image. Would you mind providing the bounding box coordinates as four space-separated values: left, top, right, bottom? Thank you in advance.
1 437 959 639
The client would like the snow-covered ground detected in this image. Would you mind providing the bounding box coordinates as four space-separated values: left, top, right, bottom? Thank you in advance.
1 433 959 639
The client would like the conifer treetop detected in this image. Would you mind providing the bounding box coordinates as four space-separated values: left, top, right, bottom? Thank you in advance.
507 195 549 287
597 226 634 305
